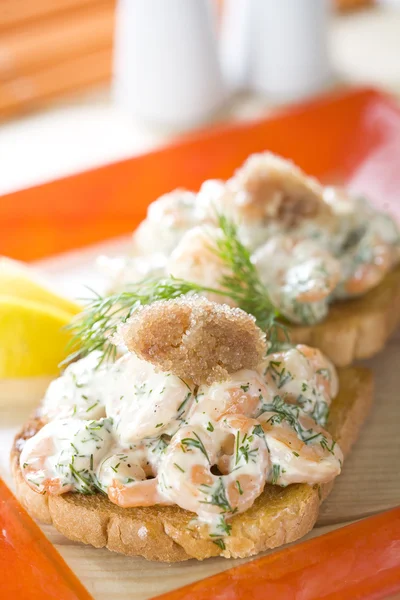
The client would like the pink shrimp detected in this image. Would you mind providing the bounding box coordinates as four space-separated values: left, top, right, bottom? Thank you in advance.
189 369 272 425
296 344 338 400
167 225 236 306
344 246 392 295
157 420 269 519
259 411 343 486
20 434 72 495
263 345 338 414
107 478 171 508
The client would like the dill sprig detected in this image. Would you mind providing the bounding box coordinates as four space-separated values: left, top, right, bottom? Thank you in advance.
212 213 280 334
64 279 217 365
64 214 288 365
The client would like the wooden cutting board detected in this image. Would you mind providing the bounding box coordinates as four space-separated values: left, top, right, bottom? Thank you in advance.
0 243 399 600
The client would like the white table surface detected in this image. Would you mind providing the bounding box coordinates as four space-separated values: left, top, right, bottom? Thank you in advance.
1 6 400 196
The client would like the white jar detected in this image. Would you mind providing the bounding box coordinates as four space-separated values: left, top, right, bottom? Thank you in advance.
113 0 227 129
249 0 332 102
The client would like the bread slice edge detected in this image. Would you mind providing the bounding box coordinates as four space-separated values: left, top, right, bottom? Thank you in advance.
10 366 373 562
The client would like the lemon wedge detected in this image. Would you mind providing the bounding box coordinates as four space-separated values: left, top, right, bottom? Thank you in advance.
0 257 82 384
0 295 75 378
0 257 81 316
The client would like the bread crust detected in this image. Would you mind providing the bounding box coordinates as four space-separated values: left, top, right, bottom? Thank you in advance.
290 266 400 366
11 366 373 562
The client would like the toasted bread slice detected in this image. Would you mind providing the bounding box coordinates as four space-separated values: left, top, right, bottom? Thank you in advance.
11 366 373 562
289 266 400 367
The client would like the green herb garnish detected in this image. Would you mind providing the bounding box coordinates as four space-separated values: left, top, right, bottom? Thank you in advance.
173 463 185 473
63 214 288 365
271 464 281 485
200 477 232 513
181 432 210 463
177 391 192 414
235 479 244 495
213 538 226 550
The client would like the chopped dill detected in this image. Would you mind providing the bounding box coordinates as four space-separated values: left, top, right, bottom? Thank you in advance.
217 516 232 536
200 477 232 513
181 432 210 463
236 480 244 495
173 463 185 473
316 368 331 381
235 431 258 465
271 464 281 485
69 464 95 494
212 538 226 551
177 391 192 414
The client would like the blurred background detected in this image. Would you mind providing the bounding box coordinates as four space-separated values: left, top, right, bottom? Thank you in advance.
0 0 400 195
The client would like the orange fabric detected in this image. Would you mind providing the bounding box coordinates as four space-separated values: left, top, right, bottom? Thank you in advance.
1 87 399 262
0 478 93 600
154 507 400 600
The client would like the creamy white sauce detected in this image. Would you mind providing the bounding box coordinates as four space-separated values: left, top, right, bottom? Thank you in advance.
97 450 149 492
262 347 337 423
132 189 198 257
22 344 342 545
189 369 273 428
260 410 343 486
97 253 168 293
20 418 113 494
121 156 400 325
105 353 194 443
40 352 109 421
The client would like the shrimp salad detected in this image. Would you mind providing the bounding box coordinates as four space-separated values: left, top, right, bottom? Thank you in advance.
21 299 343 547
104 153 400 325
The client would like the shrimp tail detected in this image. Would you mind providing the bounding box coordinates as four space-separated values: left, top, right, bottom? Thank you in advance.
107 478 172 508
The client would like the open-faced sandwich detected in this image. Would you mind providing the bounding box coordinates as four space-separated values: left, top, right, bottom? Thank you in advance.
102 152 400 366
12 296 372 561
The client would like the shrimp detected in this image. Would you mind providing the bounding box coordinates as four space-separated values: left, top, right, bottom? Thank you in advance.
253 234 341 325
20 435 69 495
338 230 392 298
99 253 168 292
131 189 198 257
158 421 269 520
20 418 113 495
343 241 392 295
189 369 273 426
224 152 329 226
296 345 338 400
105 353 195 444
107 478 171 508
259 409 343 486
40 351 108 422
262 345 337 424
167 225 235 306
254 235 341 305
102 451 171 508
97 448 154 489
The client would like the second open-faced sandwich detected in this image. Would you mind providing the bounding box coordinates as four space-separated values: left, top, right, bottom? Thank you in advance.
102 152 400 366
12 296 372 561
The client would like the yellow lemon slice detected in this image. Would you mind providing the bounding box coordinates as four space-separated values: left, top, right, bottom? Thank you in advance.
0 294 75 378
0 256 81 315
